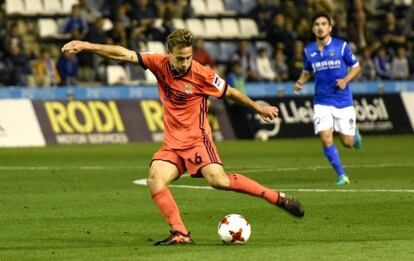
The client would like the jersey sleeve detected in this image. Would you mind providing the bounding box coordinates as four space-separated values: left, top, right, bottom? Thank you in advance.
303 48 312 72
202 68 228 98
342 42 359 67
136 52 165 74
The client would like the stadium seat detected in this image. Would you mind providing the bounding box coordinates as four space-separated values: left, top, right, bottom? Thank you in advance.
204 41 221 61
203 19 221 39
223 0 241 13
61 0 79 14
146 41 167 54
191 0 208 16
145 70 158 85
185 19 205 37
239 0 256 14
205 0 225 15
37 19 59 38
219 42 237 60
238 18 259 38
24 0 44 15
106 65 129 85
220 18 240 39
5 0 25 15
43 0 63 15
173 19 186 30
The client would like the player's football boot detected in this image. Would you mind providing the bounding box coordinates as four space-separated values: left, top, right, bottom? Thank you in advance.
353 128 362 149
154 230 193 246
335 175 350 185
276 192 305 217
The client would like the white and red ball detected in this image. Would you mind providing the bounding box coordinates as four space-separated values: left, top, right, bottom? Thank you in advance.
218 214 251 244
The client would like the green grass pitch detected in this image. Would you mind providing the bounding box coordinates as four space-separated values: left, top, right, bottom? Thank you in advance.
1 136 413 260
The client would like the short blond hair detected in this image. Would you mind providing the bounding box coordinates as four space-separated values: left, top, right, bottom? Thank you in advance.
166 29 195 52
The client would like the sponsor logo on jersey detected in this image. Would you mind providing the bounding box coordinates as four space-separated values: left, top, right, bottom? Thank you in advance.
312 59 341 71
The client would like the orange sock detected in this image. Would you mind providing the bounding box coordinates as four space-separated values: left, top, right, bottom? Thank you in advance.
228 173 279 204
152 188 188 234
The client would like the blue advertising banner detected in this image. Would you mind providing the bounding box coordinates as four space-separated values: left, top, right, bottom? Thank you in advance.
0 81 413 100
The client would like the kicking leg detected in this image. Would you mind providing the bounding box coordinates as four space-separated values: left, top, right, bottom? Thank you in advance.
200 164 304 217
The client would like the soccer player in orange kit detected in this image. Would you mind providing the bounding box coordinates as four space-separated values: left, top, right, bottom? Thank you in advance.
62 29 304 245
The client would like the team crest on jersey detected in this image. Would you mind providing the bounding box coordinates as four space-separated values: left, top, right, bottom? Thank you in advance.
329 49 335 57
184 84 193 94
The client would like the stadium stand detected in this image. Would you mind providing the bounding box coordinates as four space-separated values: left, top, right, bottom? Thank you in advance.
0 0 413 87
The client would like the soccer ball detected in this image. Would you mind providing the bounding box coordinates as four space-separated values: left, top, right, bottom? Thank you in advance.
254 130 269 141
218 214 251 244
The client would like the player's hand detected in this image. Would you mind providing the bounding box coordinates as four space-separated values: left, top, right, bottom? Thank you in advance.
336 79 348 89
257 104 279 123
61 40 89 54
294 80 303 94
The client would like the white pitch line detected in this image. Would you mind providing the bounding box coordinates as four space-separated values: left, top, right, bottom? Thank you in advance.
132 179 414 193
0 164 412 193
0 162 413 172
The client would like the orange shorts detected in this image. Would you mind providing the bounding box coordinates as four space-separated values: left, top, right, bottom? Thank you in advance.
152 139 222 177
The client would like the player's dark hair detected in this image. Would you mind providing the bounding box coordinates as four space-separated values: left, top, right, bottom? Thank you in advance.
311 12 333 25
166 29 195 52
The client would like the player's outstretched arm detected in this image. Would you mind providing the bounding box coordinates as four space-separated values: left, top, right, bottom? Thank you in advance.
61 41 138 63
225 86 278 122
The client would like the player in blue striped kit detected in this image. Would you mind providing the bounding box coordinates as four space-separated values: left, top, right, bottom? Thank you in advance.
294 12 362 185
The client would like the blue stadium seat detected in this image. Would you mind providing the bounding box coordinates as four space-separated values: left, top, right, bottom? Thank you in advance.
204 41 221 61
219 42 237 61
239 0 256 14
223 0 241 13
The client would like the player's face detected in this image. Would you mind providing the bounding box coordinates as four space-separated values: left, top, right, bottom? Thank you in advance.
312 17 332 40
169 46 193 75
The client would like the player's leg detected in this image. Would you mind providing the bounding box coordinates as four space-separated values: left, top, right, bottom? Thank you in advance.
200 164 304 217
148 158 192 245
314 105 348 184
336 106 362 149
319 129 349 185
338 127 362 149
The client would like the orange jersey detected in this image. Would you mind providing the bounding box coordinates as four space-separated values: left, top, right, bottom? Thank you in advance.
138 52 228 149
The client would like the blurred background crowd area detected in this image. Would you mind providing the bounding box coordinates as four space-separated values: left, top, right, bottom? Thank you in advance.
0 0 413 88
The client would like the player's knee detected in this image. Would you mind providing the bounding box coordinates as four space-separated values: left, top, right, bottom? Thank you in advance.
147 175 160 190
147 172 167 192
205 173 230 190
320 135 333 146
